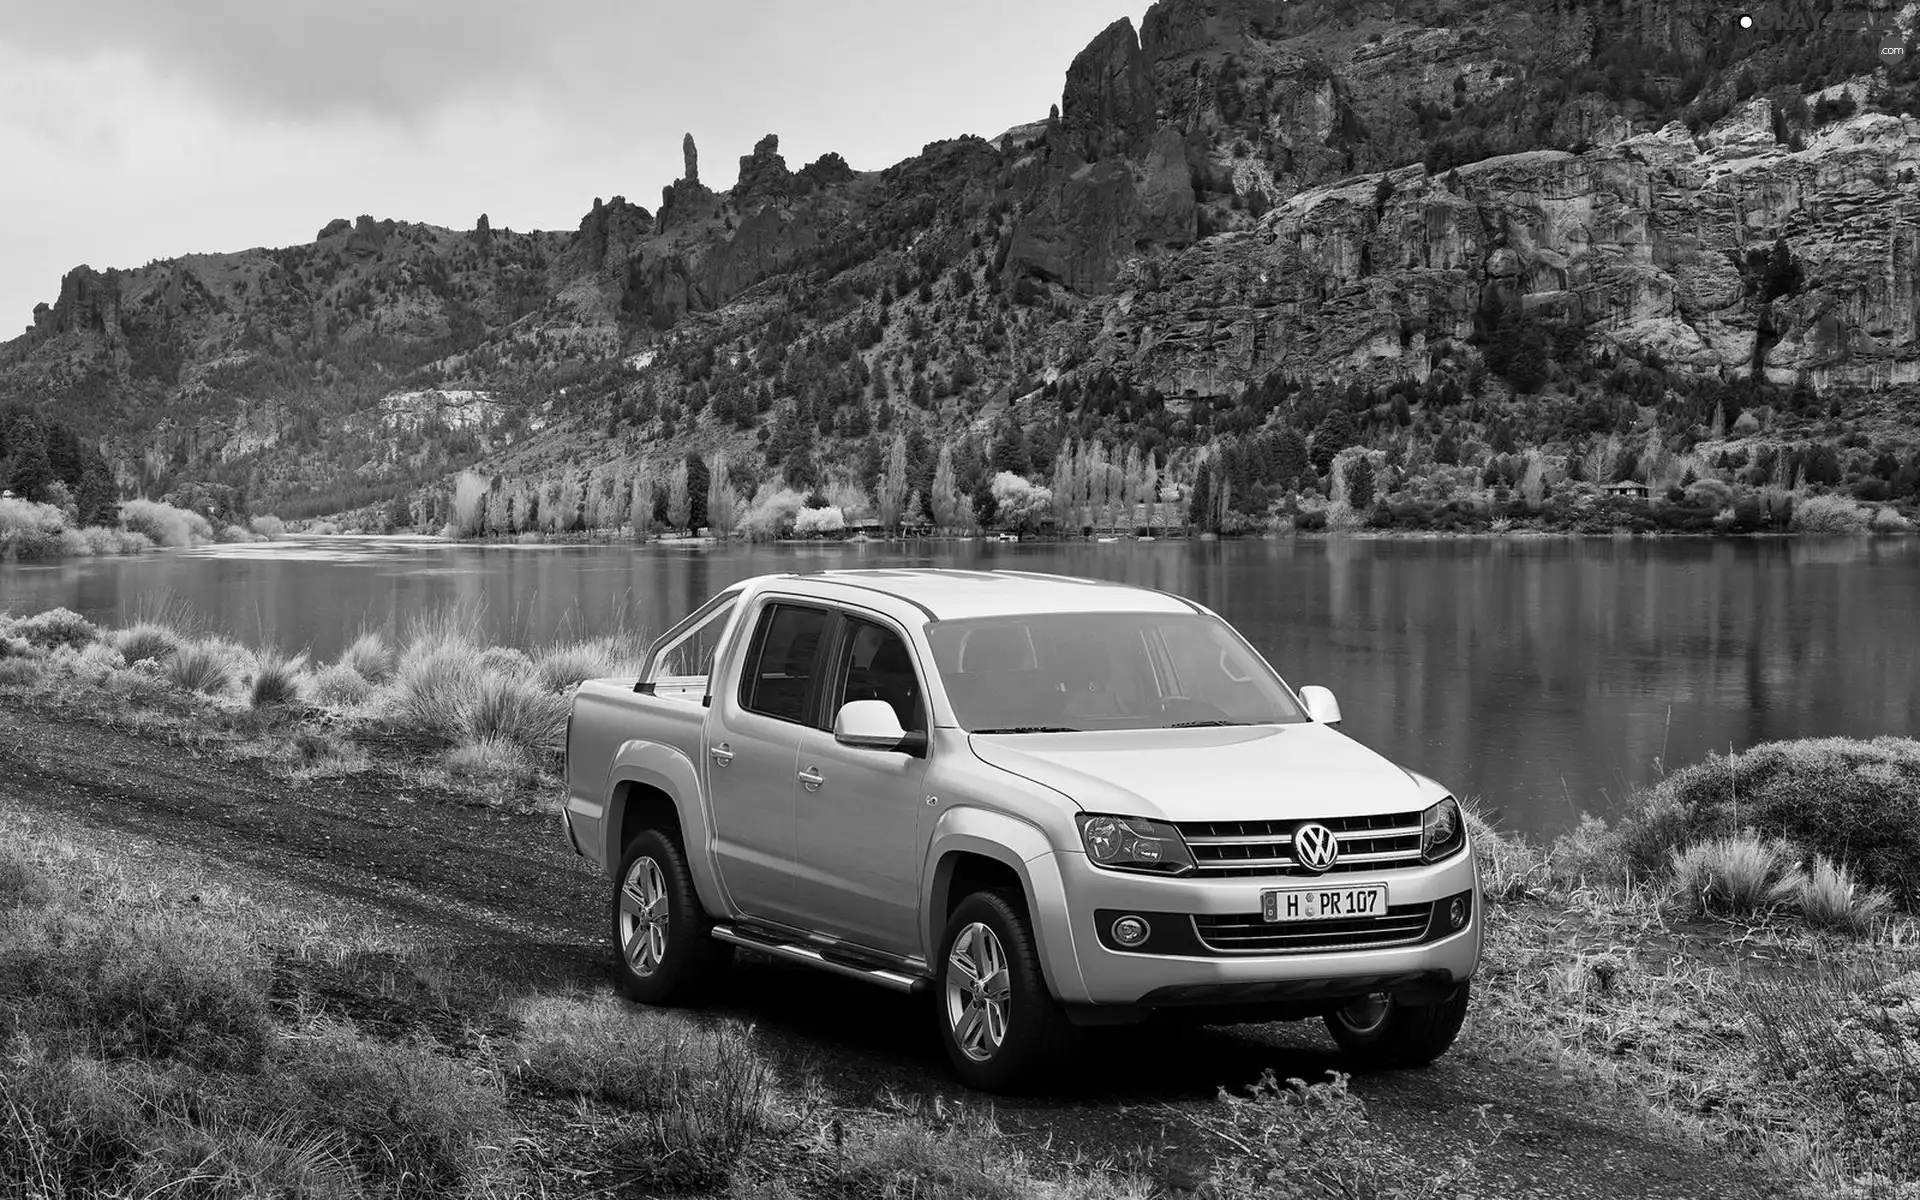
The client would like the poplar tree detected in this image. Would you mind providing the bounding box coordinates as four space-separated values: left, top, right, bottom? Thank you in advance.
668 459 691 531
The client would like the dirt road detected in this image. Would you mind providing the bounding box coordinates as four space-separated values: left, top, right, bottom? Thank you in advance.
0 708 1792 1199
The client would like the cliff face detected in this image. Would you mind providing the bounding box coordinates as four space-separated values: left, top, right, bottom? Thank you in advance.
1100 102 1920 395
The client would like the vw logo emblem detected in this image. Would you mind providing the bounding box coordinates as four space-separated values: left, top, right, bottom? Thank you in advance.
1294 822 1341 873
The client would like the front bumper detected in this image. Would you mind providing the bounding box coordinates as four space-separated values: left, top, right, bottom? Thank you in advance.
1042 845 1483 1008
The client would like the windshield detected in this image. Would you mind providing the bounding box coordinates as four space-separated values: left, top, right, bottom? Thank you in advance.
926 612 1307 732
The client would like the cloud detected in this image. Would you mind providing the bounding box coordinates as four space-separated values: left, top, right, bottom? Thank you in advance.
0 0 610 119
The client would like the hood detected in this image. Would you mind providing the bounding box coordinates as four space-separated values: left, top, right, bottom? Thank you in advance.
968 724 1431 821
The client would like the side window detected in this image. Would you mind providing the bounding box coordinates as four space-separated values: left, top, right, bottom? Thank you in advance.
831 620 926 734
739 604 832 724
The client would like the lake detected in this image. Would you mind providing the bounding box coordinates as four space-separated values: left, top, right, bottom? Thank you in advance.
5 534 1917 840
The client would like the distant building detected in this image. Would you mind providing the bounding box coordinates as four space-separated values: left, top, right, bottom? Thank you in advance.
1604 480 1651 500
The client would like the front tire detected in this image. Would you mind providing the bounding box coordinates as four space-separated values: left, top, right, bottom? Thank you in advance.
1323 981 1471 1068
611 827 732 1005
935 890 1077 1093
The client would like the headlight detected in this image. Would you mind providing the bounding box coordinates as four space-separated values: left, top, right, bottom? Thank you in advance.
1076 815 1196 876
1421 796 1465 862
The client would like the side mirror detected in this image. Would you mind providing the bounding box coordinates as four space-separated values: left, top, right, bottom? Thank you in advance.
833 699 927 756
1299 685 1343 727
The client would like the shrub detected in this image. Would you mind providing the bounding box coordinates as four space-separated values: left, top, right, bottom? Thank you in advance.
0 497 73 560
1791 492 1871 533
307 663 373 708
1871 506 1914 532
248 652 303 707
283 1024 512 1192
77 526 150 555
0 852 50 911
0 659 44 689
115 622 182 665
1669 832 1804 918
462 672 568 751
249 514 287 540
1793 854 1893 933
1654 738 1920 908
165 641 234 696
0 907 273 1071
340 630 397 684
513 996 776 1192
119 499 212 548
10 608 98 650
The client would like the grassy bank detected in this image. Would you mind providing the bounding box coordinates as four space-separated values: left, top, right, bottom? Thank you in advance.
0 605 618 807
0 496 288 562
2 609 1918 1196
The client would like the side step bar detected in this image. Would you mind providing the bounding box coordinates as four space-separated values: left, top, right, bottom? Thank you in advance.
711 926 927 994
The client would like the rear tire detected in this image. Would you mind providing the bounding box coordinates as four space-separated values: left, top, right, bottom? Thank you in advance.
1322 981 1471 1069
935 889 1078 1093
611 827 732 1005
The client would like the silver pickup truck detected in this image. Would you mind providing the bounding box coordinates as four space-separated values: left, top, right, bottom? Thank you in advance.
562 569 1481 1092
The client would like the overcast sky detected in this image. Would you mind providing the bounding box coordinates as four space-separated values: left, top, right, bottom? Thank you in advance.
0 0 1152 334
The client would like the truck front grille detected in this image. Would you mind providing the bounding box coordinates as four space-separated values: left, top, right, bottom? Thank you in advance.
1192 903 1434 954
1177 813 1424 878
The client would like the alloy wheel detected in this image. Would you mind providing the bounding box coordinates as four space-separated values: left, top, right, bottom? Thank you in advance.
945 921 1012 1062
618 855 670 976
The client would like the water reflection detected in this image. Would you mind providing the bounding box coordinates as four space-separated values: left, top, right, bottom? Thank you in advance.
4 535 1916 839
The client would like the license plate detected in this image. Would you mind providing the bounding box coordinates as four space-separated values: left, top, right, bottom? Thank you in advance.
1262 884 1388 922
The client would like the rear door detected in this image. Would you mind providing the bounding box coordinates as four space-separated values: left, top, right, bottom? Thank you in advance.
705 600 832 920
787 612 932 958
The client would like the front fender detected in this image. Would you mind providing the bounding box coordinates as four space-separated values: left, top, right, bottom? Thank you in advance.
923 806 1090 1005
602 739 728 919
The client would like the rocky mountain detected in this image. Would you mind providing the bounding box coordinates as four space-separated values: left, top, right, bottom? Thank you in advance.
2 0 1917 521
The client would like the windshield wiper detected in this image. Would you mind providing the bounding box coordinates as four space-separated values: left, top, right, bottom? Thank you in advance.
1168 719 1259 728
970 726 1083 735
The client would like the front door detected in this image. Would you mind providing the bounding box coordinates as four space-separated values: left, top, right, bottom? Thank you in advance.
706 601 832 920
788 615 931 958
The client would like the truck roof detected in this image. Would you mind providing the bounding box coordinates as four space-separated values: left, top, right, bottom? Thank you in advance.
766 568 1199 622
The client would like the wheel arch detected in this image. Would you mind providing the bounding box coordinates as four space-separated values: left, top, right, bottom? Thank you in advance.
923 807 1089 1004
603 739 726 918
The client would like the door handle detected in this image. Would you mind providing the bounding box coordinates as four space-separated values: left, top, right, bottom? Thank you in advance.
796 767 825 791
710 743 735 766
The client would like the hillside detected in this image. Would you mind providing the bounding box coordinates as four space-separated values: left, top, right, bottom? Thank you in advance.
3 0 1919 531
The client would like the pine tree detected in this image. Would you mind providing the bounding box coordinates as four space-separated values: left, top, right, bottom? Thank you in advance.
1346 456 1376 511
1310 409 1354 477
1188 465 1213 533
4 427 54 502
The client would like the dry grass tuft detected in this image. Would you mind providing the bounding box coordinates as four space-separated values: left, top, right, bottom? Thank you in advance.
165 641 235 696
445 737 539 790
115 621 182 665
339 632 396 685
307 663 374 708
1669 832 1803 918
1794 855 1895 934
249 651 304 708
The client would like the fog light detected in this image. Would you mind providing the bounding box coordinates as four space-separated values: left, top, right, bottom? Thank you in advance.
1448 896 1470 930
1112 916 1151 948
